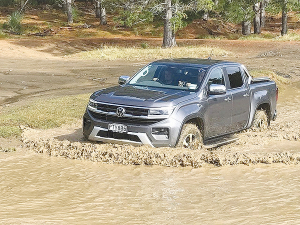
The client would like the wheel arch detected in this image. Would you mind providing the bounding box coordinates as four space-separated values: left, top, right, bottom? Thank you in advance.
256 103 271 118
248 102 271 128
175 117 204 146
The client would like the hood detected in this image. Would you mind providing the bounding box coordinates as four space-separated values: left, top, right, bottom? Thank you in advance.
91 85 196 107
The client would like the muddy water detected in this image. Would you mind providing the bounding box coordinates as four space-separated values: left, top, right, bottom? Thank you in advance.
1 85 300 224
1 149 300 224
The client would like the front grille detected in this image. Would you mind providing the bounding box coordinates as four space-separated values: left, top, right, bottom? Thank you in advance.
89 110 163 126
96 103 148 117
97 130 141 143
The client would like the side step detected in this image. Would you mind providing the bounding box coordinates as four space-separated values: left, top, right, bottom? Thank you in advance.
204 134 238 149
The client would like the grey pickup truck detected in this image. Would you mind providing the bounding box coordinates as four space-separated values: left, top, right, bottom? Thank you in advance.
83 58 278 148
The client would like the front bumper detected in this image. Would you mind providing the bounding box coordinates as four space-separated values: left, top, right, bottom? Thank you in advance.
83 110 181 147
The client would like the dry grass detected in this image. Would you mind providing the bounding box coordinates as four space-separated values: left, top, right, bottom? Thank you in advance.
71 46 231 61
250 69 290 91
238 33 300 41
0 94 90 138
274 33 300 41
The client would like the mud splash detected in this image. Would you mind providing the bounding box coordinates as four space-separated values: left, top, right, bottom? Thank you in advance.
22 127 300 168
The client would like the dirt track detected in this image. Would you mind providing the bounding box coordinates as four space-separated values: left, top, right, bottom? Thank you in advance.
1 38 300 165
1 38 300 107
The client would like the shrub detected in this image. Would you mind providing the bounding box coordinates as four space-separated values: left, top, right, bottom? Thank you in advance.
141 42 149 49
6 11 23 34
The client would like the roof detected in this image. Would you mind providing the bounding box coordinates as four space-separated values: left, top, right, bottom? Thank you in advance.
154 58 228 65
153 58 240 69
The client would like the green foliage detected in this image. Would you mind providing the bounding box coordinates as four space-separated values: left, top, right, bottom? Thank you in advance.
171 11 188 32
193 0 214 11
266 0 299 14
0 0 15 7
217 0 254 23
4 11 23 35
141 42 149 49
72 7 81 22
114 9 153 28
0 30 9 39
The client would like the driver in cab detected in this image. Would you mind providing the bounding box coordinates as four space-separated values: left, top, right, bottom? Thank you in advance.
161 68 174 85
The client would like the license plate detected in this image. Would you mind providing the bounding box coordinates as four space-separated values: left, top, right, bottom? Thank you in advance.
108 124 128 133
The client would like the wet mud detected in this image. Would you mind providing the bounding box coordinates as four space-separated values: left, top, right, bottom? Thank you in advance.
21 125 300 168
21 137 300 167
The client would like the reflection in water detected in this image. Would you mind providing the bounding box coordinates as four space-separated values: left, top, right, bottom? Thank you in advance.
1 149 300 224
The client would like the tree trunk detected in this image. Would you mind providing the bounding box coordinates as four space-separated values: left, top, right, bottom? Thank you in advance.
100 2 107 25
260 0 266 27
95 0 101 18
242 21 251 35
253 3 261 34
281 3 288 36
203 12 209 21
20 0 25 8
66 0 73 24
162 0 176 48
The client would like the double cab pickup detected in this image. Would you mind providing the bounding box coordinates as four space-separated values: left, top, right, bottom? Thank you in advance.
83 59 278 148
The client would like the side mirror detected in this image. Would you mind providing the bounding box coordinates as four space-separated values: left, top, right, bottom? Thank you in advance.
118 76 130 85
209 84 226 95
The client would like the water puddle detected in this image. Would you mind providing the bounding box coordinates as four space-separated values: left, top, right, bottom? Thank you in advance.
1 150 300 224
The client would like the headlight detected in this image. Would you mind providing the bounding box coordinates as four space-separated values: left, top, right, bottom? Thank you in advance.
148 107 174 117
88 99 98 109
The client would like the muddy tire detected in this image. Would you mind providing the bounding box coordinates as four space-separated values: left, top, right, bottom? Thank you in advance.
251 109 270 130
176 123 203 150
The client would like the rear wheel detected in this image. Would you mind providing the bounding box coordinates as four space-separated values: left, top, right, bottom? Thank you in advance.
176 123 203 150
252 109 269 130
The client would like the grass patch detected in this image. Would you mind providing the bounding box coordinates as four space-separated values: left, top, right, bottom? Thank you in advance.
274 33 300 41
239 33 300 41
0 126 21 138
72 46 230 61
0 94 90 138
239 33 277 40
0 29 8 38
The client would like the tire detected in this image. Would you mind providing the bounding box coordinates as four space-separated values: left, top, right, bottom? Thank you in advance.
176 123 203 150
251 109 270 130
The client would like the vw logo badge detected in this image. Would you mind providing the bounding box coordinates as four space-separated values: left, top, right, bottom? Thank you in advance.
116 107 126 117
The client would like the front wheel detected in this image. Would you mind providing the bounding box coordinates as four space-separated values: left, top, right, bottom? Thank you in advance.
251 109 270 130
176 123 203 150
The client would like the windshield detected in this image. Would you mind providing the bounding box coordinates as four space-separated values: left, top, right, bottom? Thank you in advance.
128 63 207 91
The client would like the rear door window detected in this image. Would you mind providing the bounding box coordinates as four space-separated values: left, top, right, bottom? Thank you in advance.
226 67 244 89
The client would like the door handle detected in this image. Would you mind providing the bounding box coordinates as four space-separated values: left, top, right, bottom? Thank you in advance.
243 93 250 97
224 97 232 102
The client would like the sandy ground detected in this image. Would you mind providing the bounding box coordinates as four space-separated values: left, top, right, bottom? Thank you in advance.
1 38 300 166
